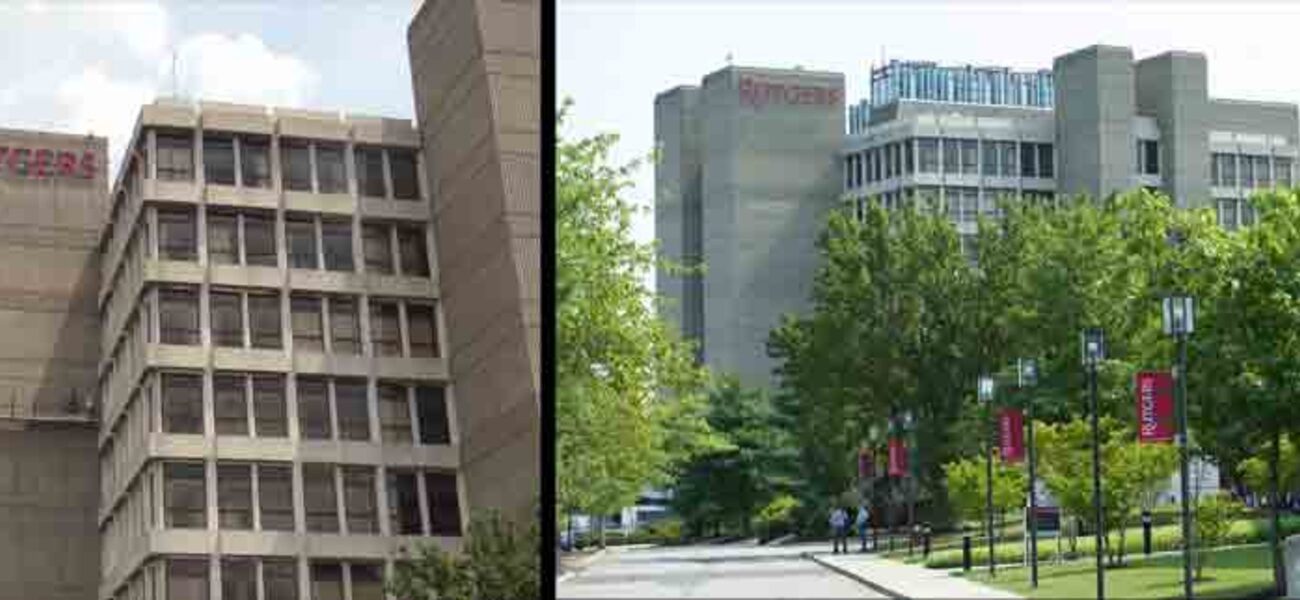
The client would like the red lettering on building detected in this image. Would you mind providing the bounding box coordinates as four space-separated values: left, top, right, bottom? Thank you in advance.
738 76 844 111
57 152 76 176
0 146 96 181
80 150 97 180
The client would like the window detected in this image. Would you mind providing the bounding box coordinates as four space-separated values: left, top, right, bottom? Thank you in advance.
388 470 421 535
999 142 1017 177
1242 201 1257 226
1212 153 1230 186
164 462 206 528
286 215 317 269
843 156 853 189
1241 156 1256 188
981 141 999 176
204 134 236 185
343 466 378 534
160 287 200 345
303 464 339 532
363 224 393 275
1020 143 1037 177
329 297 362 355
1254 156 1271 187
356 147 386 198
1278 157 1294 187
258 464 294 531
210 291 244 347
213 374 248 436
398 226 430 277
156 132 194 181
167 559 209 600
310 562 344 600
297 378 331 440
917 138 938 173
379 383 412 444
217 463 253 529
291 296 324 352
407 303 439 358
335 379 371 441
263 559 298 600
1138 140 1159 175
960 139 978 175
322 220 354 271
1037 143 1054 178
240 136 270 188
1218 199 1238 230
942 139 960 174
244 213 276 266
370 301 401 357
249 292 282 349
282 139 312 191
390 149 420 200
317 144 348 194
253 375 288 437
208 212 239 265
350 564 385 600
221 558 256 600
902 142 913 175
162 372 203 434
425 472 462 536
158 207 197 261
416 386 450 445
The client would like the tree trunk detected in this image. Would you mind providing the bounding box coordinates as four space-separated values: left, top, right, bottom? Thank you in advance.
1270 429 1284 597
598 518 607 549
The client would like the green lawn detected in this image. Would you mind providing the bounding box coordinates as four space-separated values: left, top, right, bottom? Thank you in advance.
962 545 1278 599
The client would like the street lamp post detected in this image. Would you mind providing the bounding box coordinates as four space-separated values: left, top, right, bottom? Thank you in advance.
1082 328 1106 600
1019 358 1040 588
978 375 996 577
1163 295 1195 600
903 410 916 557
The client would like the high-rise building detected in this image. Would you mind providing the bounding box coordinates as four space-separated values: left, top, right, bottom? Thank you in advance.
95 100 461 600
655 67 846 388
0 128 106 600
407 0 541 527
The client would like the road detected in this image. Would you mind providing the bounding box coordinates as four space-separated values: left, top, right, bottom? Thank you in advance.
557 541 885 598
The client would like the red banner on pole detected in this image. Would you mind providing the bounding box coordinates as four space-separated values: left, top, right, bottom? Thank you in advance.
888 438 907 476
858 448 875 479
1136 371 1175 443
999 408 1025 463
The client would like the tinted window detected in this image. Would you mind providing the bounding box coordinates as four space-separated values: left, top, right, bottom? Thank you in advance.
210 291 244 347
291 295 324 352
356 147 386 197
213 374 248 436
281 139 312 191
165 462 207 528
335 379 370 441
350 563 385 600
297 378 331 440
343 466 378 534
156 132 194 181
317 144 347 194
322 220 353 271
207 212 239 265
330 297 361 355
252 375 288 438
167 559 209 600
221 558 256 600
162 372 204 434
303 464 339 532
310 562 344 600
416 386 450 445
388 471 421 535
407 303 438 358
204 134 235 185
244 213 276 266
425 472 461 536
217 463 253 529
159 287 200 345
363 223 393 275
370 301 401 357
389 149 419 200
379 383 412 444
286 215 317 269
398 225 429 277
264 559 298 600
248 293 282 349
240 136 271 188
158 207 197 261
258 463 294 531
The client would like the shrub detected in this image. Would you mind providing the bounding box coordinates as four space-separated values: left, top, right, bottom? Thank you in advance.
755 495 800 542
1194 494 1244 579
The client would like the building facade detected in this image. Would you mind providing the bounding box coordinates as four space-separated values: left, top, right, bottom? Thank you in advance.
656 66 845 388
0 128 106 600
407 0 540 528
95 100 462 600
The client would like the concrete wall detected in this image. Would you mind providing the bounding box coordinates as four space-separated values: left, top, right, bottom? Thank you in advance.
1209 99 1299 139
1135 52 1209 207
408 0 539 527
697 66 844 388
653 86 704 357
1054 45 1136 201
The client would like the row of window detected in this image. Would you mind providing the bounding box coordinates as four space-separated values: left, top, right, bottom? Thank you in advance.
152 461 459 536
1216 198 1258 231
844 138 1055 188
154 206 430 276
144 372 450 444
1211 153 1294 188
150 286 437 358
120 556 385 600
152 130 421 200
850 186 1056 223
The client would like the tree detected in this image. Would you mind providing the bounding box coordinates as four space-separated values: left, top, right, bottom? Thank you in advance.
556 100 718 540
942 456 1025 535
1193 493 1245 580
1238 434 1300 494
388 511 538 600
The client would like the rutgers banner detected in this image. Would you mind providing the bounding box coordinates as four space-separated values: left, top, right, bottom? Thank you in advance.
858 448 875 479
999 408 1025 463
1136 371 1175 443
888 438 907 476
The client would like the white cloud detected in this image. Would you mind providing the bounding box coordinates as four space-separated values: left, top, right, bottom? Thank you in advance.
56 65 156 176
169 33 320 109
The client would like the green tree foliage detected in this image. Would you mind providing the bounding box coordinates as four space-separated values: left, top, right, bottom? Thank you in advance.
1238 434 1300 493
754 495 801 542
942 456 1026 530
387 511 538 600
1193 493 1245 579
556 100 718 534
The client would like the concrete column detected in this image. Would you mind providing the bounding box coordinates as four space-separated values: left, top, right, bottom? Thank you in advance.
327 379 340 442
376 464 392 538
334 466 347 535
415 469 431 536
397 301 411 358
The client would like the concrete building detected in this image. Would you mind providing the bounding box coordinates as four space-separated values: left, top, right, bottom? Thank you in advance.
0 128 107 600
95 100 462 600
656 66 845 388
406 0 540 529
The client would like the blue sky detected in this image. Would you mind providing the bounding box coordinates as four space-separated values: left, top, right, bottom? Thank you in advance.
558 1 1300 289
0 0 420 177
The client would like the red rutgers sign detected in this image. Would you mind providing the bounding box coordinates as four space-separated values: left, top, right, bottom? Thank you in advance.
739 76 843 110
0 147 97 180
888 438 907 477
999 408 1025 464
1136 371 1175 443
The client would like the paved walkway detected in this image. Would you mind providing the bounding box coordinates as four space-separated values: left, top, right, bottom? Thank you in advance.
808 552 1022 599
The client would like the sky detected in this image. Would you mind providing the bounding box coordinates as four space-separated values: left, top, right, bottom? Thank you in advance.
0 0 422 180
558 0 1300 287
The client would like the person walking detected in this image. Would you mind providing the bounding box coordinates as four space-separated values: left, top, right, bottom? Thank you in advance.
856 503 871 552
829 505 848 554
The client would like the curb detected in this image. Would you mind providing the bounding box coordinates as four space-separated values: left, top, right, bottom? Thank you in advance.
557 547 609 585
803 552 906 599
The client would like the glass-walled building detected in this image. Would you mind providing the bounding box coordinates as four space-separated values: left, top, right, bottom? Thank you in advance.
96 100 463 600
851 60 1053 134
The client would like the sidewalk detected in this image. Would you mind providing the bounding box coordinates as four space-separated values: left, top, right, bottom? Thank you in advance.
807 552 1022 599
558 548 608 584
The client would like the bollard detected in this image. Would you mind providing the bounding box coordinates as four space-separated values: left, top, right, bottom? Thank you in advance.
1142 511 1153 556
924 529 932 558
962 534 972 571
